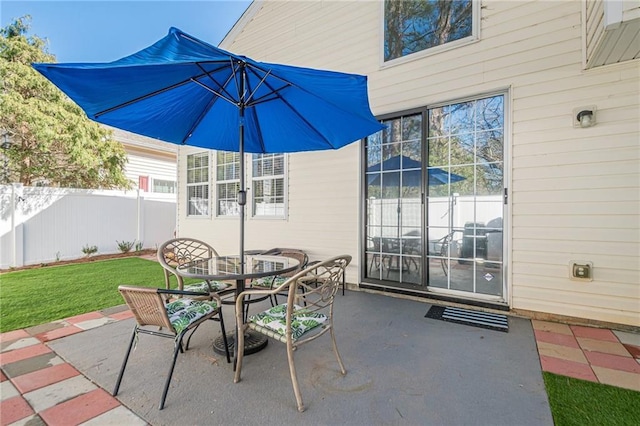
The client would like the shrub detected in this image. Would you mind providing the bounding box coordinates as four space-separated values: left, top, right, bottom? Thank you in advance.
134 241 144 252
82 244 98 257
116 240 135 253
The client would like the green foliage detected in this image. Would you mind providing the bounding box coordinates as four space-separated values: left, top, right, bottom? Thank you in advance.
81 244 98 257
0 258 166 332
134 241 144 252
0 16 131 189
544 372 640 425
116 240 135 253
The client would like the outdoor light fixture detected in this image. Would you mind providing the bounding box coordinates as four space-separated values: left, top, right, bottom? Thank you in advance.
573 106 597 128
577 110 594 128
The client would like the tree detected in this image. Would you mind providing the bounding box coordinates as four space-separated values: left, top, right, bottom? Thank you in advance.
0 16 131 189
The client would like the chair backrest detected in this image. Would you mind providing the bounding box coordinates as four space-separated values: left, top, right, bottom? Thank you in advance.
287 254 351 314
118 285 174 332
157 238 220 289
261 248 309 278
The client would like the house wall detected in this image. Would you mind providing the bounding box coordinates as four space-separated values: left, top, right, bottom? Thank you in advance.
125 147 177 191
178 0 639 326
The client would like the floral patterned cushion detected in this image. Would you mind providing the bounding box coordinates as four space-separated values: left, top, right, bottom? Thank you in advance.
250 276 287 289
184 280 228 293
249 276 275 289
248 304 327 340
165 298 218 335
271 277 287 287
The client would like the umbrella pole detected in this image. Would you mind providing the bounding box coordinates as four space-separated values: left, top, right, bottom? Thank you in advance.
238 62 246 276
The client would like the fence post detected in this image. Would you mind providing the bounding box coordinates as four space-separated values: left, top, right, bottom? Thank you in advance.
10 183 15 267
9 183 23 267
136 189 144 246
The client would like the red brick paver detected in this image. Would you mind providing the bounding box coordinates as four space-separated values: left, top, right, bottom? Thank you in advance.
0 329 30 344
0 396 35 426
539 355 598 382
534 329 581 349
35 325 84 343
0 344 51 366
39 388 120 426
11 363 81 394
584 351 640 374
109 310 135 321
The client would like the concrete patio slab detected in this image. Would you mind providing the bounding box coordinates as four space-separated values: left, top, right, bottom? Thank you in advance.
47 291 553 426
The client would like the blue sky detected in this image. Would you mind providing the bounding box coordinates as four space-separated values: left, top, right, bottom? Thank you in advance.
1 0 252 62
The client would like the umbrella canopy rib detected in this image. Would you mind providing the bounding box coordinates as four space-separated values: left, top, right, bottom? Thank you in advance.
180 90 221 145
197 61 240 105
190 77 237 106
94 76 196 118
244 69 334 148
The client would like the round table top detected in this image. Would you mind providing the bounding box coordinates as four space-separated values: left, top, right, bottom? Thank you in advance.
175 253 300 282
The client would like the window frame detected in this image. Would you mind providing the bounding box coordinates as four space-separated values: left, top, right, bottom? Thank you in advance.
151 178 176 194
186 151 211 218
380 0 481 68
250 153 288 220
215 151 241 218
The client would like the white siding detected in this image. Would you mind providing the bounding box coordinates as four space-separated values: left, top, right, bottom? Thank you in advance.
178 0 639 326
125 151 177 186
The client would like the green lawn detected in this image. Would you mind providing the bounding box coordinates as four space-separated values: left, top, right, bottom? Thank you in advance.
544 372 640 425
0 257 177 332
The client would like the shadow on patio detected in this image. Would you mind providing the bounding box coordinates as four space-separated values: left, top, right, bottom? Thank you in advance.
42 290 552 425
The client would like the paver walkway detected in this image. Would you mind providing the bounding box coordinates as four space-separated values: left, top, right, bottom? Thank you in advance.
1 308 638 425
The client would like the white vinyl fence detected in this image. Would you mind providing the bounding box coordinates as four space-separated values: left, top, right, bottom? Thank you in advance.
0 184 176 269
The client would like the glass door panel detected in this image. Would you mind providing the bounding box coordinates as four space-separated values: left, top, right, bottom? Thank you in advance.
365 113 423 286
426 94 505 300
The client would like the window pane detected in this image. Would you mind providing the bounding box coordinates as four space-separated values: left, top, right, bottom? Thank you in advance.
187 153 209 216
252 153 285 217
384 0 473 62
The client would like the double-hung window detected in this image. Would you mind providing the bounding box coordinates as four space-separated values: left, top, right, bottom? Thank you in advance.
252 153 285 218
186 152 210 216
383 0 477 63
216 151 241 216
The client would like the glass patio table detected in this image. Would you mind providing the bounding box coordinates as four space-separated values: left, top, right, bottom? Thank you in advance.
175 254 300 359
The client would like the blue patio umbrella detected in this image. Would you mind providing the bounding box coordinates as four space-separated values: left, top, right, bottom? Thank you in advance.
367 155 465 187
33 27 384 270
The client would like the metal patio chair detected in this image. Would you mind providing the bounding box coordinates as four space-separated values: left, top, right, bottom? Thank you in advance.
157 237 233 298
113 285 230 410
248 248 309 307
234 254 352 412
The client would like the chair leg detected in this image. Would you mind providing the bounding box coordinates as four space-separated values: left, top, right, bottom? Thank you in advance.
233 325 245 382
218 311 231 364
159 332 185 410
113 326 137 396
185 323 202 351
330 326 347 375
286 342 305 412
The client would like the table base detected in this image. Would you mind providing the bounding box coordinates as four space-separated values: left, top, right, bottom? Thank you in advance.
213 331 268 356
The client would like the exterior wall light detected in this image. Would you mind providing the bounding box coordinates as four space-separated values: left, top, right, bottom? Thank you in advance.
573 106 597 128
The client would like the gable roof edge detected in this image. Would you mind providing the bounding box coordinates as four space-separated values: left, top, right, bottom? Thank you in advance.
219 0 263 50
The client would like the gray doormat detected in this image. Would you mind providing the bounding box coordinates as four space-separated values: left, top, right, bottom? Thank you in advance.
425 305 509 332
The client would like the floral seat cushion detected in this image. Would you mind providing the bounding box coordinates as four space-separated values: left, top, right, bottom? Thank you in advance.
249 276 275 289
184 280 228 293
248 304 327 341
250 276 287 289
165 298 218 335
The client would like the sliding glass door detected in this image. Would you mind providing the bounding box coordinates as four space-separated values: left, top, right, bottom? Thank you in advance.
363 93 506 302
